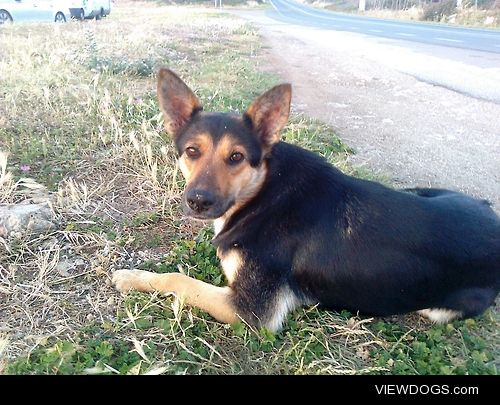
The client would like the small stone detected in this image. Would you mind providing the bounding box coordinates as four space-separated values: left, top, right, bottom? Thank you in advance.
0 202 56 238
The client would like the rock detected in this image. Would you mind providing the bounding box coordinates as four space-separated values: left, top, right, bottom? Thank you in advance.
55 257 86 277
0 202 56 238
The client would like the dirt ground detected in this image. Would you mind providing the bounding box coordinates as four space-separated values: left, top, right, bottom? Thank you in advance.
231 10 500 210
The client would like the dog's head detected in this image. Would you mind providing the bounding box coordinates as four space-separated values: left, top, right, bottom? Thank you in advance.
157 68 291 220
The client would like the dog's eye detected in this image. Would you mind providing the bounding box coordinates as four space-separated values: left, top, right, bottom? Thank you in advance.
229 152 244 163
185 147 200 159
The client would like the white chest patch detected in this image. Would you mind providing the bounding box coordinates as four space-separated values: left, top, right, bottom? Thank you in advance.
213 218 225 237
219 249 242 285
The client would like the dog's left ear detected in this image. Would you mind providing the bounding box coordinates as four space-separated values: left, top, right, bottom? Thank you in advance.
157 68 202 139
244 84 291 149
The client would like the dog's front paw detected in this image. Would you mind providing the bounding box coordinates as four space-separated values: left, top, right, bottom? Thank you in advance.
112 269 150 293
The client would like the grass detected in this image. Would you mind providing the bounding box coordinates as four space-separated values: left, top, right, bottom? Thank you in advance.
0 3 498 375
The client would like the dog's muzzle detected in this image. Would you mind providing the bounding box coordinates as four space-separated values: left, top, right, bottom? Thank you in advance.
183 189 233 219
186 189 215 213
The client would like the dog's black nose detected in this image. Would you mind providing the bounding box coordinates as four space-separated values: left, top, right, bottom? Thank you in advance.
186 189 216 213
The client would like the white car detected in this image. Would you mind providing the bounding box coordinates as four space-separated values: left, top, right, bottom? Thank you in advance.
0 0 70 23
67 0 111 20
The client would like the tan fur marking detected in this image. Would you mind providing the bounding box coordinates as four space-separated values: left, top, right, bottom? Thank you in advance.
230 162 267 205
215 135 239 163
178 155 191 182
178 133 214 182
212 136 267 218
212 168 262 234
211 162 266 234
113 270 238 324
209 134 265 206
215 162 267 227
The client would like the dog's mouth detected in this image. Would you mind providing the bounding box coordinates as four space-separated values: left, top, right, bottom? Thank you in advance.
181 196 234 220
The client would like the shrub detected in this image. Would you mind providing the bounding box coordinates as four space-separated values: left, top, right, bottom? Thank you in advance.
421 0 457 21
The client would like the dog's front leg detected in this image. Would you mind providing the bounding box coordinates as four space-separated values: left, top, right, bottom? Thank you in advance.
112 270 239 324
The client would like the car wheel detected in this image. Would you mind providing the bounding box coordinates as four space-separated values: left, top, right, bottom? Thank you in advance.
95 9 103 20
79 8 85 20
0 9 13 24
54 12 66 23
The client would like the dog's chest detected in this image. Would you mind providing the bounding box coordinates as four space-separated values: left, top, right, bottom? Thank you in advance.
213 218 225 237
217 248 243 285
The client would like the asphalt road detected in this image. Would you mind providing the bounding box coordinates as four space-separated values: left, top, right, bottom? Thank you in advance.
269 0 500 54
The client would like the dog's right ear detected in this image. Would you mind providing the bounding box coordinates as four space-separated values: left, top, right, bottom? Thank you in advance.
157 68 202 139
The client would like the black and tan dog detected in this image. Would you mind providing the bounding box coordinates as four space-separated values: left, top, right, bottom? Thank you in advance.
113 69 500 331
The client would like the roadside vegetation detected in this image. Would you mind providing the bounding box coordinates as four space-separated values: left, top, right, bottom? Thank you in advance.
0 3 497 374
306 0 500 28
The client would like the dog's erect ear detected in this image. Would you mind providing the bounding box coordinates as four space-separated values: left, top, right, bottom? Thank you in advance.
244 84 291 149
157 68 202 138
